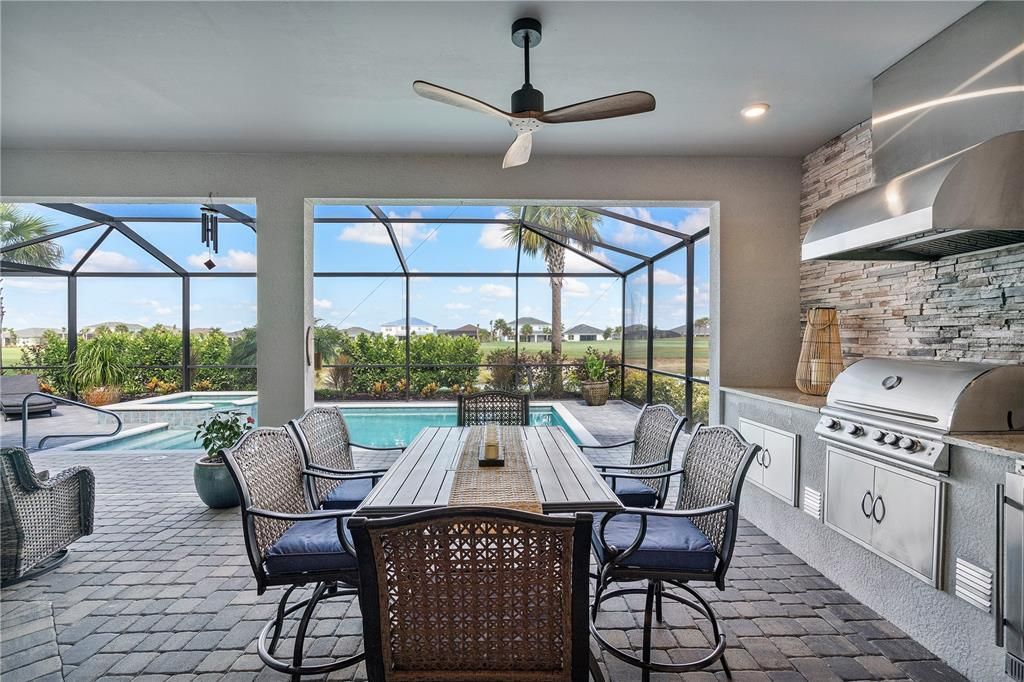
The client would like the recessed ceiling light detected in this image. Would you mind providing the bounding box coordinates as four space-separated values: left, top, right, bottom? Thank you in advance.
741 103 770 119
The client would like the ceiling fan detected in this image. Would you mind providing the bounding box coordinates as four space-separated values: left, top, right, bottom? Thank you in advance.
413 17 656 169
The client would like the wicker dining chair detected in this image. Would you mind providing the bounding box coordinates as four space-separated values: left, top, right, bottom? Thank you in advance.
1 448 94 585
583 404 686 509
220 427 365 680
288 406 399 510
590 424 760 681
349 507 600 682
457 390 530 427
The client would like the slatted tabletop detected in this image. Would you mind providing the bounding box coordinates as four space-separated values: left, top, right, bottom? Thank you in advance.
356 426 624 517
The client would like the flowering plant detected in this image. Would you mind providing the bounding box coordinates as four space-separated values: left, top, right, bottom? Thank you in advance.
195 410 255 462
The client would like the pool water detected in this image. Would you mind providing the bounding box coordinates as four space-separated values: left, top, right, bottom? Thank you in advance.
79 406 579 451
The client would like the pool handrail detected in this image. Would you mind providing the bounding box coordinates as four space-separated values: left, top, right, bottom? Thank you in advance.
21 392 124 450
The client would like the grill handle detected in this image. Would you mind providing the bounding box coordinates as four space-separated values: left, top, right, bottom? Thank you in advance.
995 482 1005 648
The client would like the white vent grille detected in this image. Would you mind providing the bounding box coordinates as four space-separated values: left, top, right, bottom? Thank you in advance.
954 558 992 611
803 486 822 521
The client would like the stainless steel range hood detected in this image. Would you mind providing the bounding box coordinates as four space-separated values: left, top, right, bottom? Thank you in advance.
802 2 1024 262
802 131 1024 261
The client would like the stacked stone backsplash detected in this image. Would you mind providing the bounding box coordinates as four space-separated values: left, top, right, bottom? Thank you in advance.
800 121 1024 365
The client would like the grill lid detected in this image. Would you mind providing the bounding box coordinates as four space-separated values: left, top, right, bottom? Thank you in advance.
826 359 1024 433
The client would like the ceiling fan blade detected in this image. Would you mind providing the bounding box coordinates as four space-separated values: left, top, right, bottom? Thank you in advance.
502 132 533 169
537 91 656 124
413 80 513 122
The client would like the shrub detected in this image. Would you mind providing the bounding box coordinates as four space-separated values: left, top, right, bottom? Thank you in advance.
20 330 70 394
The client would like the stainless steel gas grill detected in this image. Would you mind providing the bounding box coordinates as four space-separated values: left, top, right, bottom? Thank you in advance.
816 359 1024 473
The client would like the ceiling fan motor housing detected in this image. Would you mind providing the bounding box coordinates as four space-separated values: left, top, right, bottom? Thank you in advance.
512 85 544 114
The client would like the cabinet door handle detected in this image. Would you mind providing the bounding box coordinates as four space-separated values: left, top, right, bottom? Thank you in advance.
871 495 886 523
755 450 763 466
762 449 772 468
861 491 874 518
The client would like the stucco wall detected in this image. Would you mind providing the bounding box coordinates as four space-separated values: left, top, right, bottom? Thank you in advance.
1 150 801 425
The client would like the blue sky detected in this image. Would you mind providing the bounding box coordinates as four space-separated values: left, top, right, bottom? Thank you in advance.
3 203 709 334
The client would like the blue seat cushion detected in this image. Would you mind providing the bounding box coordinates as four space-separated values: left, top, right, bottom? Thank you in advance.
264 518 357 577
320 478 374 510
606 477 659 508
592 512 717 573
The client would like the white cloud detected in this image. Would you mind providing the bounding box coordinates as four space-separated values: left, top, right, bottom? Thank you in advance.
478 214 514 250
605 207 710 245
479 283 514 299
563 249 616 273
451 285 473 295
0 278 65 292
133 298 174 316
314 298 333 310
190 303 203 311
445 302 471 310
337 223 392 246
562 277 591 298
72 248 141 273
337 211 437 249
654 268 684 285
186 249 256 272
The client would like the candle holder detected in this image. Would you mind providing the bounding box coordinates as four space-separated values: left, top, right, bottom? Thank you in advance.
478 424 505 467
796 307 843 396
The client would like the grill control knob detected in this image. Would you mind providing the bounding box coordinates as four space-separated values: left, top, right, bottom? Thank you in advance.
821 417 840 431
844 423 863 436
899 437 919 451
883 433 899 446
869 429 886 442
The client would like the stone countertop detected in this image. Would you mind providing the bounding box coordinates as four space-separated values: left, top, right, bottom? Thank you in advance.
945 433 1024 461
720 386 826 414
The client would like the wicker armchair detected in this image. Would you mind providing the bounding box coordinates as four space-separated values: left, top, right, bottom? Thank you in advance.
349 507 600 682
1 447 94 585
457 390 530 427
220 427 364 679
287 407 398 510
590 425 760 680
583 404 685 508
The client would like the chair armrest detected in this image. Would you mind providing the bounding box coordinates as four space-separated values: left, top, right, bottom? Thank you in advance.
581 439 635 452
596 457 671 472
351 442 407 452
308 464 389 475
43 466 96 536
602 467 685 482
303 469 383 483
246 507 354 521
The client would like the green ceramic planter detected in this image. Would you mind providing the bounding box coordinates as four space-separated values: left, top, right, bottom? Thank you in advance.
193 457 240 509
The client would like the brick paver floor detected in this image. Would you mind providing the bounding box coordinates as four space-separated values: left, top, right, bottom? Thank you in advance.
0 401 966 681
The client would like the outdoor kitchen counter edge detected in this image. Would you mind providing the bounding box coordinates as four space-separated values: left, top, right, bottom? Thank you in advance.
720 386 826 414
944 432 1024 461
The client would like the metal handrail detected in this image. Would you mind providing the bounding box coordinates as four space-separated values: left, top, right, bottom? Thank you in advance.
21 392 123 450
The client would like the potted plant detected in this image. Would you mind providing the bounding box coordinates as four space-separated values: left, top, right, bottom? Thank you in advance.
70 337 129 406
580 352 610 406
193 410 254 508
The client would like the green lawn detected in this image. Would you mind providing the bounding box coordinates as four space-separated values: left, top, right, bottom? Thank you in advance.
478 337 709 377
2 347 27 367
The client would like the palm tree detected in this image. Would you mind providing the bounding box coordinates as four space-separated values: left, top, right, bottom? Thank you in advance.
0 204 63 268
502 207 601 357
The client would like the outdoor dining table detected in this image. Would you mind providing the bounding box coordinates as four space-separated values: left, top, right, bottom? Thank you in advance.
355 425 624 517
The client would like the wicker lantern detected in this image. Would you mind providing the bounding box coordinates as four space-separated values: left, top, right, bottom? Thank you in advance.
796 307 843 396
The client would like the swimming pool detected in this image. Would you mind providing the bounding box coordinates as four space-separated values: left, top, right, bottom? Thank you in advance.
71 404 590 451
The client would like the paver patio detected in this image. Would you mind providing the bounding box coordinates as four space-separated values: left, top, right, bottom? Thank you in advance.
0 401 965 681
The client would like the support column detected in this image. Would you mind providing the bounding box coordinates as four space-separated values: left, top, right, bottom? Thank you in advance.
255 194 313 425
182 277 191 391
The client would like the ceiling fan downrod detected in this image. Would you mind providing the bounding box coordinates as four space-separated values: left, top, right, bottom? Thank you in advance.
511 17 543 114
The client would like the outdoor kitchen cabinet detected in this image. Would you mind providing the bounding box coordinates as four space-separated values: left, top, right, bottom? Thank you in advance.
824 446 945 586
738 418 799 506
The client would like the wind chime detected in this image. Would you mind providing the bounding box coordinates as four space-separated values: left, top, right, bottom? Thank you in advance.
200 205 219 269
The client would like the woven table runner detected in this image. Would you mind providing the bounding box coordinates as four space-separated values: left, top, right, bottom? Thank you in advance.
449 426 543 514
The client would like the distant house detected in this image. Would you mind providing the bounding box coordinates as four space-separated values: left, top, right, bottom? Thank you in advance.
668 320 710 337
443 324 485 338
12 327 66 347
380 317 436 338
515 317 551 343
563 324 602 342
342 326 374 337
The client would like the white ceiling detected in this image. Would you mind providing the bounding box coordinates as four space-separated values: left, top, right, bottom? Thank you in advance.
1 1 978 158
